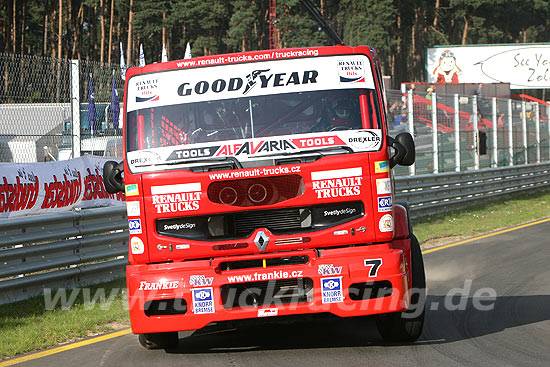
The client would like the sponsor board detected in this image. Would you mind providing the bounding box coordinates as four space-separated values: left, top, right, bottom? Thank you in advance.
0 156 125 218
379 214 393 232
323 207 357 216
125 184 139 196
427 44 550 89
209 165 302 180
126 55 375 112
138 280 179 290
189 275 213 287
374 161 390 173
191 287 215 314
376 178 392 195
168 146 219 161
311 167 363 199
345 130 382 150
377 196 392 212
130 237 144 255
127 130 383 173
135 77 159 103
318 264 343 276
216 139 297 157
321 277 344 304
128 219 142 234
338 58 366 83
128 151 162 167
291 136 344 149
258 308 278 318
163 222 196 231
126 201 141 217
226 270 303 283
150 183 202 214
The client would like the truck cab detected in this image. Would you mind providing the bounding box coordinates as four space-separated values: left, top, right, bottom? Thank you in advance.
104 45 424 349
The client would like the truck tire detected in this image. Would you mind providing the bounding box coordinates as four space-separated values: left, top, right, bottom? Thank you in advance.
138 332 179 349
376 234 426 342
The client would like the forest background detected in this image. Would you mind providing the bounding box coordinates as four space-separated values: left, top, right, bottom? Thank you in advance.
1 0 549 89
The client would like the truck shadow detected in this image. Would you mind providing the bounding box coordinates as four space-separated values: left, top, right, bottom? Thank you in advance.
165 294 550 353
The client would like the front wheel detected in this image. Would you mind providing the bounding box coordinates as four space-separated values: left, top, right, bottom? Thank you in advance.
138 332 179 350
376 234 426 342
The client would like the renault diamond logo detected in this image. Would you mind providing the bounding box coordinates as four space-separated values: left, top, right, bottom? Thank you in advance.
254 231 269 251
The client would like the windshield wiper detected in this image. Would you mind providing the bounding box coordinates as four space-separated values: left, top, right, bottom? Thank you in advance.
134 156 243 169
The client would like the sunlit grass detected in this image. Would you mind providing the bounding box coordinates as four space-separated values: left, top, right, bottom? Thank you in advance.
413 189 550 245
0 278 129 358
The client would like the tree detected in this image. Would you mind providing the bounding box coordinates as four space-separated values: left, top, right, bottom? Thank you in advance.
226 0 259 52
132 0 170 62
2 0 550 89
277 0 331 48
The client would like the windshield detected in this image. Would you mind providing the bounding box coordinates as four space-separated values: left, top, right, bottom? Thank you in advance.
126 88 381 152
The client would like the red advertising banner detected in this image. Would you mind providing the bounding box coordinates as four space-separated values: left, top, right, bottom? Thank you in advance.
0 156 124 218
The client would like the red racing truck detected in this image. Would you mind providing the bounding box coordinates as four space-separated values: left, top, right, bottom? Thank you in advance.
103 45 425 349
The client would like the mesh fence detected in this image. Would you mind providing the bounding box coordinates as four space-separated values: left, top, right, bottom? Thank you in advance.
0 54 125 162
1 52 549 172
386 89 550 176
77 59 125 159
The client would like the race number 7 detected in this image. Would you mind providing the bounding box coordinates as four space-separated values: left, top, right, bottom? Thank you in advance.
364 259 382 277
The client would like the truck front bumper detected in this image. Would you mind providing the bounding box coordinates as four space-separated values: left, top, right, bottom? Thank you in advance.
127 243 410 334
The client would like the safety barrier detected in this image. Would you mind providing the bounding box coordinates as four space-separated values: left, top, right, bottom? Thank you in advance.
0 206 128 304
395 162 550 218
1 163 549 304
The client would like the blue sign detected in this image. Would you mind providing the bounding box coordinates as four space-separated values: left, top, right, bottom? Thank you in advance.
377 196 393 212
128 219 142 234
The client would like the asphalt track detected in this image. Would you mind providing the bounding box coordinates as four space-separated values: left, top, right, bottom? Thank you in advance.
4 219 550 367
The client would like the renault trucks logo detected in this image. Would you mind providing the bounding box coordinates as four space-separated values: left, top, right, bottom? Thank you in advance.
135 77 159 102
311 167 363 199
338 59 365 83
177 70 318 97
254 231 270 251
150 183 202 214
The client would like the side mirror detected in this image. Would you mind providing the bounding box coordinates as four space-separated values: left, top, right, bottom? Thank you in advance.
395 132 415 166
103 160 124 194
388 133 415 168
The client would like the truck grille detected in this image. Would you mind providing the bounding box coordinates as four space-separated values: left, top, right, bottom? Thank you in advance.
156 201 363 241
220 278 314 309
233 208 307 236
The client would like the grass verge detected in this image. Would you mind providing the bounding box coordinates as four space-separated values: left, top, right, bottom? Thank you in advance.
0 278 129 359
1 189 549 359
413 188 550 247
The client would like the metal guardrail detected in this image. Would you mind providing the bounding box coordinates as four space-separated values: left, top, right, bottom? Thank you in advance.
395 162 550 218
0 206 128 304
1 163 549 304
